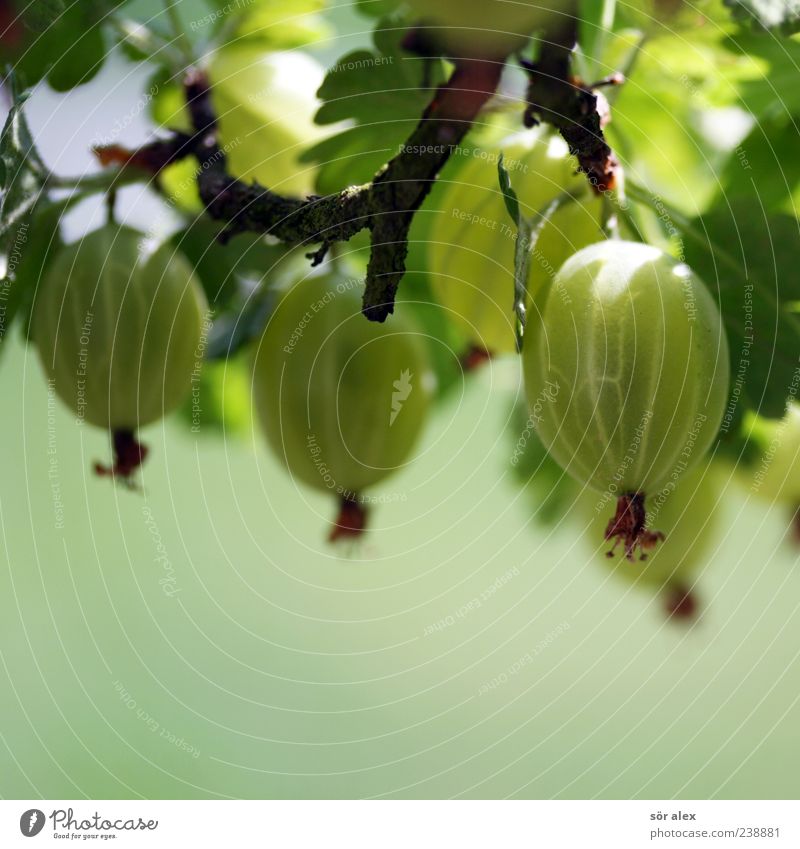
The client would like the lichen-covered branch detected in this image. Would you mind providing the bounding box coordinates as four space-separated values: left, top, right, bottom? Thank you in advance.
96 59 502 322
94 21 619 320
361 59 503 319
521 15 620 193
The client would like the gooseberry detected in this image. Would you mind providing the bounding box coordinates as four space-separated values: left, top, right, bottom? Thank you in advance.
210 46 324 195
745 404 800 502
252 273 434 540
523 240 729 559
405 0 561 59
33 224 209 478
579 464 722 619
427 129 603 355
619 0 694 34
743 403 800 541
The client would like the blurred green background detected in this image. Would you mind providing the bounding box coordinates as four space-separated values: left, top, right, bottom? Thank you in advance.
2 334 800 800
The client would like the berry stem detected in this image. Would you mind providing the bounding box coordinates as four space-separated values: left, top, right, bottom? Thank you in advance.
604 492 664 561
94 429 149 483
790 505 800 546
663 583 698 621
105 188 118 226
329 495 368 543
461 345 492 371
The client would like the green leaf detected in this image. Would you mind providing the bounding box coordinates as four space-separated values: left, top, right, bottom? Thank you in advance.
578 0 616 80
607 22 745 213
21 0 66 34
299 124 405 197
171 219 290 311
314 49 433 126
0 192 89 352
45 9 107 92
718 117 800 214
724 0 800 33
497 157 579 353
0 78 49 294
9 197 75 344
301 21 444 193
177 356 252 436
604 15 800 212
719 31 800 119
497 156 531 348
0 78 47 186
497 154 520 224
0 217 34 347
115 17 169 62
206 283 278 361
682 201 800 425
0 81 87 350
355 0 397 18
5 0 118 90
231 0 331 49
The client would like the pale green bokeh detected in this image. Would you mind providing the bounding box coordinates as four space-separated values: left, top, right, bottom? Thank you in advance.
1 338 799 800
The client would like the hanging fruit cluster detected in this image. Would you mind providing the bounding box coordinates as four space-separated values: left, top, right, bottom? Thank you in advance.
7 0 800 626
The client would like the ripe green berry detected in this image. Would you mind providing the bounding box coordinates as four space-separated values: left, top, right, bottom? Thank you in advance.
524 240 729 558
210 46 323 195
745 404 800 503
405 0 563 58
34 224 208 477
428 130 602 354
253 273 434 539
743 404 800 542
